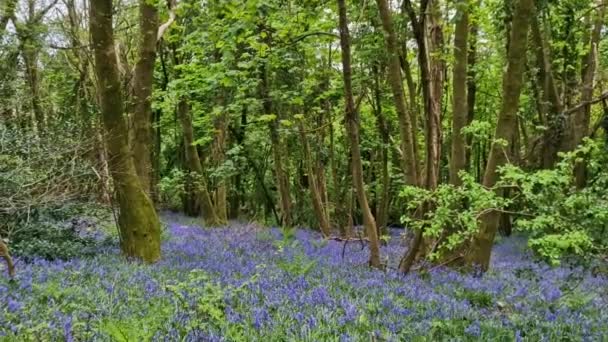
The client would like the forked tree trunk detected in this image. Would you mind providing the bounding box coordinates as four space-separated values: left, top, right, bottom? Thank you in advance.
131 0 159 195
450 0 469 185
466 0 534 270
89 0 161 263
338 0 382 268
376 0 419 187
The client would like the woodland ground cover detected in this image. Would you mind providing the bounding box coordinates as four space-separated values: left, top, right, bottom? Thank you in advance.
1 214 606 341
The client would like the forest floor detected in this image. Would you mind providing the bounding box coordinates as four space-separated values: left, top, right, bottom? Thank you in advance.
1 213 607 341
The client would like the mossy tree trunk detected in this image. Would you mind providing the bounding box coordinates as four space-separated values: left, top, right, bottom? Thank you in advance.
131 0 159 196
89 0 161 263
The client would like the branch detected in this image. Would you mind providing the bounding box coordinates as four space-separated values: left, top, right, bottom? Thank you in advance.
157 0 177 42
290 31 340 45
564 91 608 116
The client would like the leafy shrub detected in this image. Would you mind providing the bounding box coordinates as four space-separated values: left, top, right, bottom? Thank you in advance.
399 172 507 261
500 139 608 264
10 217 113 261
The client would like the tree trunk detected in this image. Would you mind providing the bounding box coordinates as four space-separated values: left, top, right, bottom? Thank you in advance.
212 97 229 224
465 1 480 170
298 121 331 236
89 0 161 263
466 0 534 270
338 0 382 268
177 100 221 226
131 0 159 195
376 0 419 186
372 64 390 233
450 0 469 185
426 0 444 190
571 0 606 187
260 63 292 227
530 14 564 169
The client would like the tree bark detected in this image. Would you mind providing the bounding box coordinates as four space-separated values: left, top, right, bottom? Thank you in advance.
371 65 391 233
338 0 382 268
465 1 480 170
89 0 161 263
530 14 564 169
298 121 331 237
376 0 419 186
450 0 469 185
466 0 534 270
177 100 221 226
260 63 292 227
426 0 444 190
571 0 606 187
131 0 159 195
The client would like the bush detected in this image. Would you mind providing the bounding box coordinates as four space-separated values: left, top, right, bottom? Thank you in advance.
9 215 114 261
500 139 608 265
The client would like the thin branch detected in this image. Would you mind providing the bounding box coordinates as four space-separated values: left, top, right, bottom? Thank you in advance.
157 0 177 42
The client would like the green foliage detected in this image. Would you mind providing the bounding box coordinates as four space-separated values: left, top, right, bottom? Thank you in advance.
400 172 507 261
499 139 608 264
158 169 186 211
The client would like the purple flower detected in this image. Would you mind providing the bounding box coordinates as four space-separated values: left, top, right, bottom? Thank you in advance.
7 298 22 313
465 321 481 337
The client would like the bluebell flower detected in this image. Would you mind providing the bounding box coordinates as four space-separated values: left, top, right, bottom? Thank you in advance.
465 321 481 337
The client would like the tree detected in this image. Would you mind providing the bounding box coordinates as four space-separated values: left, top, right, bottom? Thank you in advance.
130 0 161 196
465 0 534 270
337 0 382 268
89 0 161 263
375 0 419 187
450 0 469 185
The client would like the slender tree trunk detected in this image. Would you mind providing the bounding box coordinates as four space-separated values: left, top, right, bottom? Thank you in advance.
89 0 161 263
338 0 382 268
298 121 331 236
571 0 606 187
426 0 444 190
372 64 391 232
450 0 469 185
131 0 159 195
465 1 480 170
177 100 221 226
212 96 229 224
466 0 534 270
531 14 564 169
260 63 292 227
0 239 15 277
376 0 419 186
